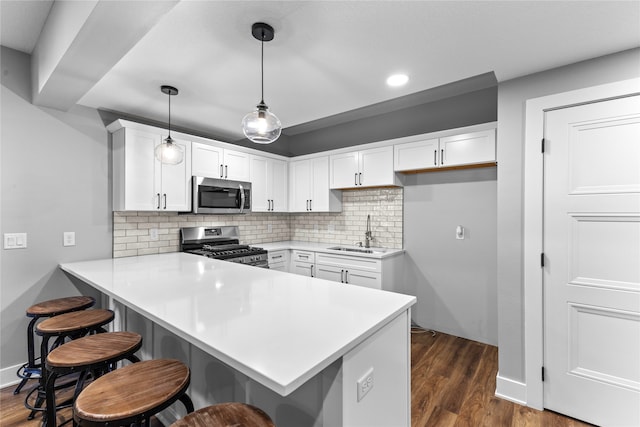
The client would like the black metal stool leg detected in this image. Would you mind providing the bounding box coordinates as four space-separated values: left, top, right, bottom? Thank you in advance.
14 316 41 394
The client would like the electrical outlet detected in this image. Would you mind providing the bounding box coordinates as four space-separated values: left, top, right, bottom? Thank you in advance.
357 367 374 402
150 228 159 241
328 223 335 232
314 223 318 232
63 232 76 247
267 223 273 233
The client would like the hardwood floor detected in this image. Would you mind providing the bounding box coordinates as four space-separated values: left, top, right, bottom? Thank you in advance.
1 330 594 427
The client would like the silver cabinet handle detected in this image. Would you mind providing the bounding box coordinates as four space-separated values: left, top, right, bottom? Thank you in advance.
272 255 283 259
220 164 224 178
345 270 349 283
434 150 437 165
300 255 309 259
309 199 312 211
359 173 362 185
355 173 358 186
340 269 344 283
225 165 228 179
311 265 314 277
163 194 167 209
441 149 444 165
157 193 161 209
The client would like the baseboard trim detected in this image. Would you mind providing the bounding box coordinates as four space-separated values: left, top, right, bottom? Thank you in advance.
495 373 527 406
1 363 25 389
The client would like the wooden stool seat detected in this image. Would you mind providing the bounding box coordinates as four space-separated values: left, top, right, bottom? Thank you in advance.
36 309 114 336
170 403 276 427
26 296 95 318
44 332 142 427
15 296 95 395
74 359 194 426
47 331 142 368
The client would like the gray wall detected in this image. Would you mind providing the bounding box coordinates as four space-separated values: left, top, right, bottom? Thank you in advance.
0 46 111 373
496 48 640 383
403 168 498 345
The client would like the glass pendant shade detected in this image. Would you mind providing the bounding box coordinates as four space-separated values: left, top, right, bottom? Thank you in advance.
242 102 281 144
155 85 183 165
154 136 184 165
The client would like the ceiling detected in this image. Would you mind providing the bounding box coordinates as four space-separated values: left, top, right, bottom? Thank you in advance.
1 1 639 145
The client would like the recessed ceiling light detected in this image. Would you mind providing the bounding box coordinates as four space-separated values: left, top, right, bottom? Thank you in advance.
386 73 409 87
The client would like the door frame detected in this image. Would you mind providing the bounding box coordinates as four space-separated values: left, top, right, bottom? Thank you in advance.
522 77 640 410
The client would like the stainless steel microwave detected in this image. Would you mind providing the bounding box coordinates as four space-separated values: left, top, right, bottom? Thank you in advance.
192 177 251 214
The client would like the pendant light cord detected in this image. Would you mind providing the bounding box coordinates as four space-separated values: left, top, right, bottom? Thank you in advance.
167 91 172 138
260 29 265 104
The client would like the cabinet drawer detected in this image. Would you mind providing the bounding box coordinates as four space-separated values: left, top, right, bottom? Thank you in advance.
268 250 289 264
315 253 381 273
292 250 315 263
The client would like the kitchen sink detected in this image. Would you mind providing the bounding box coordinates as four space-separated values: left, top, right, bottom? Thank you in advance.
328 246 387 254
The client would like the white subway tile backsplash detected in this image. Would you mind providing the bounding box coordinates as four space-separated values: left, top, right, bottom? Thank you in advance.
112 188 402 258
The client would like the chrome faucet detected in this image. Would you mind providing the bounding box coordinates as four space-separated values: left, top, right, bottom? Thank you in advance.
364 214 373 248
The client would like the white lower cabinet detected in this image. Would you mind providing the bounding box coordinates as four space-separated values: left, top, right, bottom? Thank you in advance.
268 250 289 272
290 250 315 277
315 253 382 289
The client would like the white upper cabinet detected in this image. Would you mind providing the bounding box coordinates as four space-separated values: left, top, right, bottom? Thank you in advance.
289 156 342 212
439 129 495 167
394 129 496 172
191 141 250 181
112 127 192 211
394 138 440 171
330 146 396 189
250 155 288 212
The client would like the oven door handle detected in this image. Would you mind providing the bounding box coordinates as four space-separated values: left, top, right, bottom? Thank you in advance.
238 183 245 213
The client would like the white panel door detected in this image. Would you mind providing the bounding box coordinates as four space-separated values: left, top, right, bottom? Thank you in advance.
159 136 191 211
544 95 640 426
124 129 158 210
310 156 330 211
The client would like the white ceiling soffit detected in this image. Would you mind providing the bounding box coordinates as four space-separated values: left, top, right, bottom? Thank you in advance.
12 1 640 141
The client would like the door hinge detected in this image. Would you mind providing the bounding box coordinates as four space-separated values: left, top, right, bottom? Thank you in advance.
541 252 545 268
541 138 546 153
542 366 545 382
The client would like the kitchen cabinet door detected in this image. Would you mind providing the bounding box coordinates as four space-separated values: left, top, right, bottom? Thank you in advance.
113 127 191 211
330 146 395 189
289 159 312 212
223 149 250 181
330 152 359 188
291 261 315 277
289 157 340 212
251 156 288 212
359 146 394 187
192 142 223 178
343 269 381 289
316 264 345 283
440 129 496 167
394 138 439 172
158 135 192 211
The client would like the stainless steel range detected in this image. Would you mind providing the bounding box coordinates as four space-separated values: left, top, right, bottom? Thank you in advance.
180 226 268 268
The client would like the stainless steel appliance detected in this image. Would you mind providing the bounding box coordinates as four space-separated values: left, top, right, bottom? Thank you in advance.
192 177 251 214
180 226 268 268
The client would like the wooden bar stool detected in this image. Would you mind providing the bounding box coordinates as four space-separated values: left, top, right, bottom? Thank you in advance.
44 331 143 427
25 309 114 420
74 359 194 427
170 403 276 427
14 296 95 394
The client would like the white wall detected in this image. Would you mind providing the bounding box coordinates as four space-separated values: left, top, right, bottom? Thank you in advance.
403 168 498 345
496 48 640 387
0 46 111 381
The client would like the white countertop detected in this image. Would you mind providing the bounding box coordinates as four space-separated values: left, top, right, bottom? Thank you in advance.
257 241 404 259
59 253 415 396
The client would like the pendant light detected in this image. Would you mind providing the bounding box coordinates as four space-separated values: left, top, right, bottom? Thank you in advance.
241 22 281 144
155 85 184 164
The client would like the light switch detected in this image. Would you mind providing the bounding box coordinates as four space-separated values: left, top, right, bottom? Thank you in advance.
63 232 76 247
4 233 27 249
456 225 465 240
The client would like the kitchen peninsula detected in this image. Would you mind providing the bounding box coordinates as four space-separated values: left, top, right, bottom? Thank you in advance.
59 253 416 427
